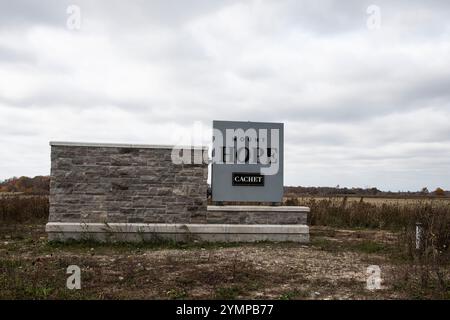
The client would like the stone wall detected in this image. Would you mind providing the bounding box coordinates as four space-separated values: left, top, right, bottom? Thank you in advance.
49 142 208 224
206 206 308 224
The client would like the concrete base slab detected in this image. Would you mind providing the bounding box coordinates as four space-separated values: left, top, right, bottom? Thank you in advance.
207 205 310 212
46 222 310 243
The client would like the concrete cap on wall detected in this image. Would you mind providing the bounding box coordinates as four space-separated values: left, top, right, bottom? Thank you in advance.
49 141 208 150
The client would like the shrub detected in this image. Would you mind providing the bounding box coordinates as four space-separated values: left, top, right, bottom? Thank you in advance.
397 204 450 296
0 195 49 223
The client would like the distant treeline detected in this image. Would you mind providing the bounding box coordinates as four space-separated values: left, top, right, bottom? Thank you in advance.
0 176 50 195
284 186 449 197
0 176 448 197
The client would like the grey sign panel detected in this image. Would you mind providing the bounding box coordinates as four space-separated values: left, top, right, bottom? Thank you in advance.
211 120 284 202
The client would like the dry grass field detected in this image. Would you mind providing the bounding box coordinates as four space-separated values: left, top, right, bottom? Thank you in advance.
1 222 448 300
286 195 450 207
0 194 449 300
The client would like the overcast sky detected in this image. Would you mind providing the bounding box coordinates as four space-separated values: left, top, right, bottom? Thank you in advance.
1 0 450 191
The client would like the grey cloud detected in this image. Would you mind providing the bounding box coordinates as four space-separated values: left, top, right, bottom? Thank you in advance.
0 45 36 63
0 0 70 28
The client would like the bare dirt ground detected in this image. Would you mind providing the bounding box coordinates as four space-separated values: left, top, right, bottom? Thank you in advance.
0 223 447 299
